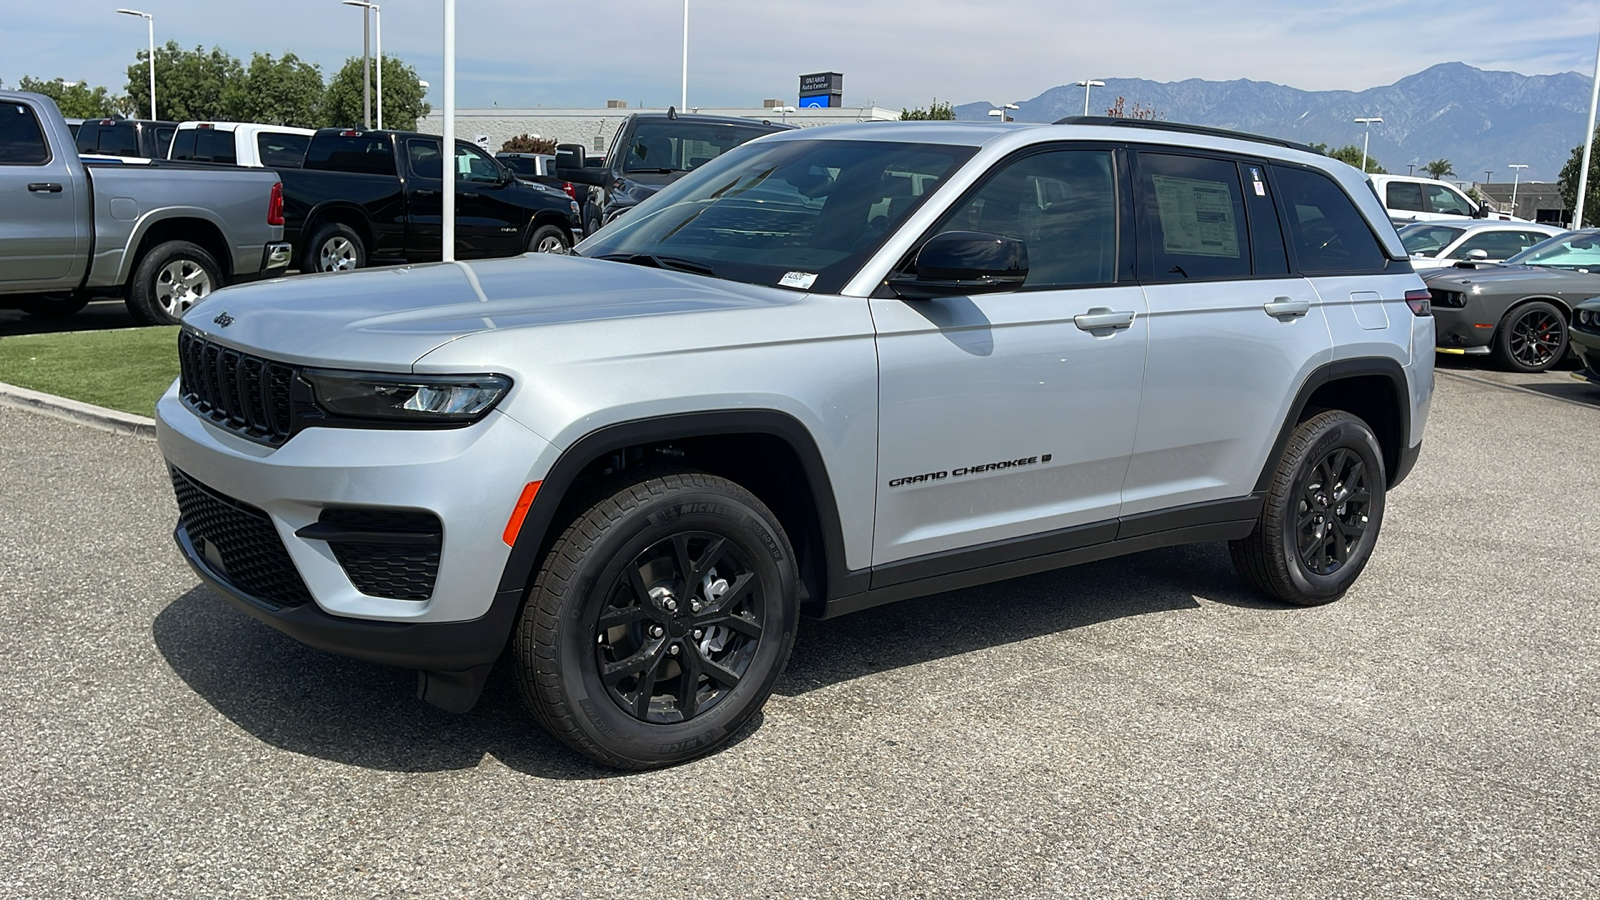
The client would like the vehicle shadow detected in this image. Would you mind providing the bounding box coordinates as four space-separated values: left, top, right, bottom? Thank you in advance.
777 542 1277 696
151 542 1277 776
0 300 141 337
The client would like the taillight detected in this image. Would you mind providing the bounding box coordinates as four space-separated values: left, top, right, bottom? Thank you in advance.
267 182 284 226
1405 289 1432 317
562 182 576 200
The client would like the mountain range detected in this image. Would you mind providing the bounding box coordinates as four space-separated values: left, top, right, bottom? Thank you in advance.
954 63 1592 183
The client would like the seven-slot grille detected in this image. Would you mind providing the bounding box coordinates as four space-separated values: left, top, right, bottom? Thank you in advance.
178 330 296 445
170 467 312 607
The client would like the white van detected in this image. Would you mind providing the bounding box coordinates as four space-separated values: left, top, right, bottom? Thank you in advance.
167 122 317 168
1369 173 1520 224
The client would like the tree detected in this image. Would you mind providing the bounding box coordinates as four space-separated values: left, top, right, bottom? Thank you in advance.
322 55 431 131
899 99 954 121
1423 159 1455 181
1558 136 1600 226
16 76 117 118
1105 96 1161 120
125 41 243 121
502 133 556 153
223 52 323 127
1309 142 1387 174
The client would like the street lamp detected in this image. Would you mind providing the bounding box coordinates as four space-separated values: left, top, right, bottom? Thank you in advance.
681 0 689 112
1508 163 1528 212
116 9 155 120
772 105 796 125
343 1 382 129
1076 80 1104 116
1353 116 1383 173
443 0 455 261
988 102 1018 123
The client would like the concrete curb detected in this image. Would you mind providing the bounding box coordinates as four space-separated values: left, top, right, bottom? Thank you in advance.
0 381 156 440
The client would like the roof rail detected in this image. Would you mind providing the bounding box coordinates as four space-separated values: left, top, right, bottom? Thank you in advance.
1051 116 1325 156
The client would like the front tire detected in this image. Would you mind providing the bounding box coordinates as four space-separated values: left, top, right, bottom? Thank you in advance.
126 241 221 326
515 471 799 769
527 223 570 254
1493 300 1567 373
1230 411 1386 606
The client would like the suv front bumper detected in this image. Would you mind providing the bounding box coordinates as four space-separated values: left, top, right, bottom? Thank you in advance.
156 379 558 671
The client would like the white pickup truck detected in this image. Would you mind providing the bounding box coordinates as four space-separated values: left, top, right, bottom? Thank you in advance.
1369 173 1521 224
0 92 292 325
168 121 316 168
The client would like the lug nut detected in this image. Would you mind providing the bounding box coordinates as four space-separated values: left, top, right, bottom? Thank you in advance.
693 629 703 640
665 599 678 612
650 625 664 638
668 644 680 656
691 601 702 612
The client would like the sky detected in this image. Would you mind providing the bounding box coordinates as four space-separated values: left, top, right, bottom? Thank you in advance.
4 0 1599 111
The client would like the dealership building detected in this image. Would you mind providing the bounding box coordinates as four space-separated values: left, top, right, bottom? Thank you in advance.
417 72 900 156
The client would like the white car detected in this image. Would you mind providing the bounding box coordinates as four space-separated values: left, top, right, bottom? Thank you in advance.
1370 174 1520 224
1398 221 1566 269
167 121 317 168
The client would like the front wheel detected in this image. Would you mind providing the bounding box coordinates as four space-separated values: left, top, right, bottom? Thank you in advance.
527 223 570 254
515 471 799 769
1230 411 1387 606
1493 301 1567 373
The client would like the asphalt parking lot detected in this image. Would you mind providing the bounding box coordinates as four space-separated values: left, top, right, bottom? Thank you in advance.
1 367 1598 899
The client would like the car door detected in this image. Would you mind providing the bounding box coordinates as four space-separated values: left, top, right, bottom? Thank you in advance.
1423 182 1475 220
0 99 87 289
403 137 446 260
871 145 1148 576
1121 150 1332 518
1445 230 1538 263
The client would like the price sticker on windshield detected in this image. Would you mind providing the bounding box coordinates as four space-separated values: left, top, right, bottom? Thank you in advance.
780 271 819 290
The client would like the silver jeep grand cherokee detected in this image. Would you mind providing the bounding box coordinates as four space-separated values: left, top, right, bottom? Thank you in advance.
157 118 1434 769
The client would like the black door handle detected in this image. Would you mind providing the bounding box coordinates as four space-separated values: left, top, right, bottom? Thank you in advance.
28 183 63 193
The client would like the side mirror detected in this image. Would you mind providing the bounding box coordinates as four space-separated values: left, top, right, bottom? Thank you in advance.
554 143 585 170
1473 204 1489 219
887 231 1028 300
554 143 606 185
1466 248 1489 260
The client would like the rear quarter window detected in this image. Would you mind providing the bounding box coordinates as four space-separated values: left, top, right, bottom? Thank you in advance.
0 103 50 165
1273 165 1389 275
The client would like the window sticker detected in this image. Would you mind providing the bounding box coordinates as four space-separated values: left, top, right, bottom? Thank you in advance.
779 271 819 290
1151 174 1241 258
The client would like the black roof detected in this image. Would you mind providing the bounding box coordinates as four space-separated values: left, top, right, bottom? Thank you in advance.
628 111 797 132
1051 116 1324 156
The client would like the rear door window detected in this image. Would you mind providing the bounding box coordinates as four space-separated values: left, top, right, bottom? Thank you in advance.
1386 181 1425 212
1135 151 1252 282
256 132 309 168
1450 230 1533 260
0 103 50 165
1272 165 1388 274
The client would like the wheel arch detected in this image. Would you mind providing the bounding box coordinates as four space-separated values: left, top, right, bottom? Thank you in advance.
1256 358 1413 492
527 209 575 246
497 410 852 617
121 214 233 287
301 202 375 261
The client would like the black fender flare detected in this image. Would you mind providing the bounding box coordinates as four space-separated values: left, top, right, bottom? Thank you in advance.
496 410 857 604
1255 356 1413 493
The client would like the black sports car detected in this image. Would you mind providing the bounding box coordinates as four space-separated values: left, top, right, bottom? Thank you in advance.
1423 229 1600 372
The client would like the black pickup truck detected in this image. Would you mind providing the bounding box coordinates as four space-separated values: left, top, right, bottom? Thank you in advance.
557 111 794 235
279 128 583 273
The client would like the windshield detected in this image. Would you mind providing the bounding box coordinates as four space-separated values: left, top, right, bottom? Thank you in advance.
1399 223 1464 257
621 121 783 174
1504 231 1600 268
580 138 977 293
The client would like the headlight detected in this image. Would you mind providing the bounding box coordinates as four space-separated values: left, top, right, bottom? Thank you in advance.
302 370 512 423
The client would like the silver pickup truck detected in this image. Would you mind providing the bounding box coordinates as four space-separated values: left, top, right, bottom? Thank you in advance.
0 92 291 325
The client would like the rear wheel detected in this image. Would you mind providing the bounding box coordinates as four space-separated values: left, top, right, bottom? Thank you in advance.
514 471 799 769
1493 300 1567 373
126 241 221 326
303 222 365 274
1230 411 1386 606
527 223 569 254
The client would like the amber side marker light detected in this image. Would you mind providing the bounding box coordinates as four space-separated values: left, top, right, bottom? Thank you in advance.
503 481 542 546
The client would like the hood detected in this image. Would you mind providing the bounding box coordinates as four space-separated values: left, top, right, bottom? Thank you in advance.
180 254 797 369
1421 265 1564 290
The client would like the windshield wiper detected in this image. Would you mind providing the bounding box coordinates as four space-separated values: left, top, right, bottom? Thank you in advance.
598 253 716 277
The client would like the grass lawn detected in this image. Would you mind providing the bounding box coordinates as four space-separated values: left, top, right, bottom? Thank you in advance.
0 327 180 417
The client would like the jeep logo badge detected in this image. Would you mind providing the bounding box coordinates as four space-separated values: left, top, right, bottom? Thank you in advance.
213 312 234 327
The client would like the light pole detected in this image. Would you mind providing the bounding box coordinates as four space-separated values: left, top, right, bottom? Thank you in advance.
988 102 1018 123
1076 80 1104 116
772 105 796 125
443 0 455 262
116 9 155 120
1508 163 1528 213
1353 116 1382 173
681 0 689 112
344 1 382 129
1578 24 1600 226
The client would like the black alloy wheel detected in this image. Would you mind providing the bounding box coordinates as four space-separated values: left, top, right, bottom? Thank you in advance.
1496 301 1567 373
1294 447 1372 576
596 532 763 724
